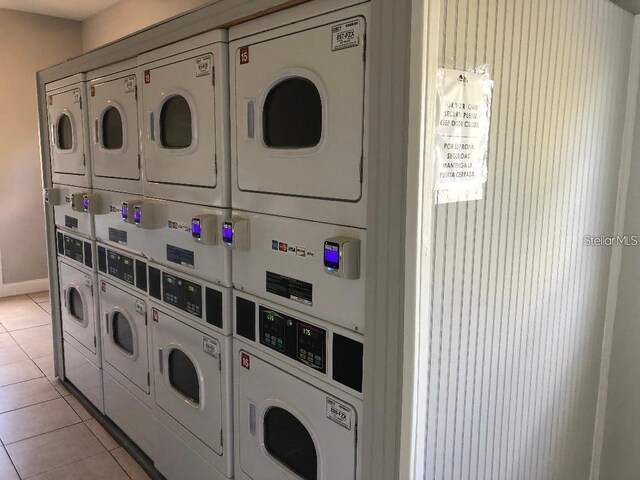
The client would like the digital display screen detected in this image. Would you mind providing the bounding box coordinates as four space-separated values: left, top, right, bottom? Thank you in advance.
222 223 233 244
324 242 340 270
121 203 129 220
134 207 141 224
192 218 201 239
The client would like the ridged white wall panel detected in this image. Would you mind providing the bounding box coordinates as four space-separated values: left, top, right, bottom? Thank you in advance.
424 1 633 479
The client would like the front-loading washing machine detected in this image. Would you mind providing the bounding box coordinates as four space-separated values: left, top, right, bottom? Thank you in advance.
233 291 364 480
139 30 230 207
96 243 158 459
229 1 370 228
56 230 103 411
46 74 92 189
147 261 233 479
88 58 142 195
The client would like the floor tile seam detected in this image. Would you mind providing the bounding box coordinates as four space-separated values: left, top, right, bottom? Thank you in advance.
20 449 108 480
109 449 137 480
2 418 85 446
0 393 63 417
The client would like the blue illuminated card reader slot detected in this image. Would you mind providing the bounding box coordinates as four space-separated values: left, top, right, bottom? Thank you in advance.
191 214 218 245
324 237 360 279
222 218 249 250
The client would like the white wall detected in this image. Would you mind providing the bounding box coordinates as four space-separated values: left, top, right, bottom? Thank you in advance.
0 9 82 291
424 0 634 479
599 17 640 480
81 0 211 52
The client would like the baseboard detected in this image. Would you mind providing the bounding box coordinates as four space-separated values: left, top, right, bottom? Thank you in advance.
0 278 49 299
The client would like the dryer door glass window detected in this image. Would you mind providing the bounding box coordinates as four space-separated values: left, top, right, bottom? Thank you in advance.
102 107 123 150
160 96 192 149
168 349 199 404
112 312 134 355
58 114 73 150
263 77 321 148
264 407 317 480
69 288 84 323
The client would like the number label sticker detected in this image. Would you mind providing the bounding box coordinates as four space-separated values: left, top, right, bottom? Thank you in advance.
241 352 251 370
239 46 249 65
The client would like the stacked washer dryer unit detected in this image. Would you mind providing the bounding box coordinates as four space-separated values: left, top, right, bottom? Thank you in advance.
87 58 159 459
229 2 369 479
137 30 234 480
45 75 104 412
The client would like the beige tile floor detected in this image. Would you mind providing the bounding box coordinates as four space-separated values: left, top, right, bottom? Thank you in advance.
0 292 150 480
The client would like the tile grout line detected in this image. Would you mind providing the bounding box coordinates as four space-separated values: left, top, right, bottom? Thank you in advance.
2 417 84 447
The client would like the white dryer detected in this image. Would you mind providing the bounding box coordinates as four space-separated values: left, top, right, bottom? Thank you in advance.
229 1 370 228
88 59 142 195
149 273 233 479
139 30 230 207
46 74 91 189
233 292 364 480
56 230 103 411
97 243 157 459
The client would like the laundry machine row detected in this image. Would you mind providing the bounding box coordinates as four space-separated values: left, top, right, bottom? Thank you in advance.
43 1 372 479
96 241 234 479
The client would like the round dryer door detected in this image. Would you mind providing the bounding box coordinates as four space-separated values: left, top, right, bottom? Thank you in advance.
48 86 86 176
89 73 140 181
142 54 218 189
234 16 367 201
152 308 224 454
100 280 150 395
237 350 359 480
59 261 96 355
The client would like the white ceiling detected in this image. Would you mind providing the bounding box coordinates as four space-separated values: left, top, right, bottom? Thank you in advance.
0 0 120 20
611 0 640 14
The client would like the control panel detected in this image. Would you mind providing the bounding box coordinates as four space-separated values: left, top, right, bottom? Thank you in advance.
258 306 326 373
162 272 202 318
107 250 135 285
64 235 85 263
58 232 93 269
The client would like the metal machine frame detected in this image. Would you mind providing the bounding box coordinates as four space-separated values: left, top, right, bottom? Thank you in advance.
36 0 432 478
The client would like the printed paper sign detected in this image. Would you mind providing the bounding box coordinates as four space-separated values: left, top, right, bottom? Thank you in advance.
434 68 493 204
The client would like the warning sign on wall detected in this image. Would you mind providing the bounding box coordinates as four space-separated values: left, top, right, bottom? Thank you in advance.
434 68 493 204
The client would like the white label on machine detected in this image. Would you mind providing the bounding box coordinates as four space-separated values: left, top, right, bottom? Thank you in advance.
203 337 219 358
124 76 135 93
331 19 361 51
72 88 81 103
434 68 493 204
195 55 212 77
326 398 352 430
